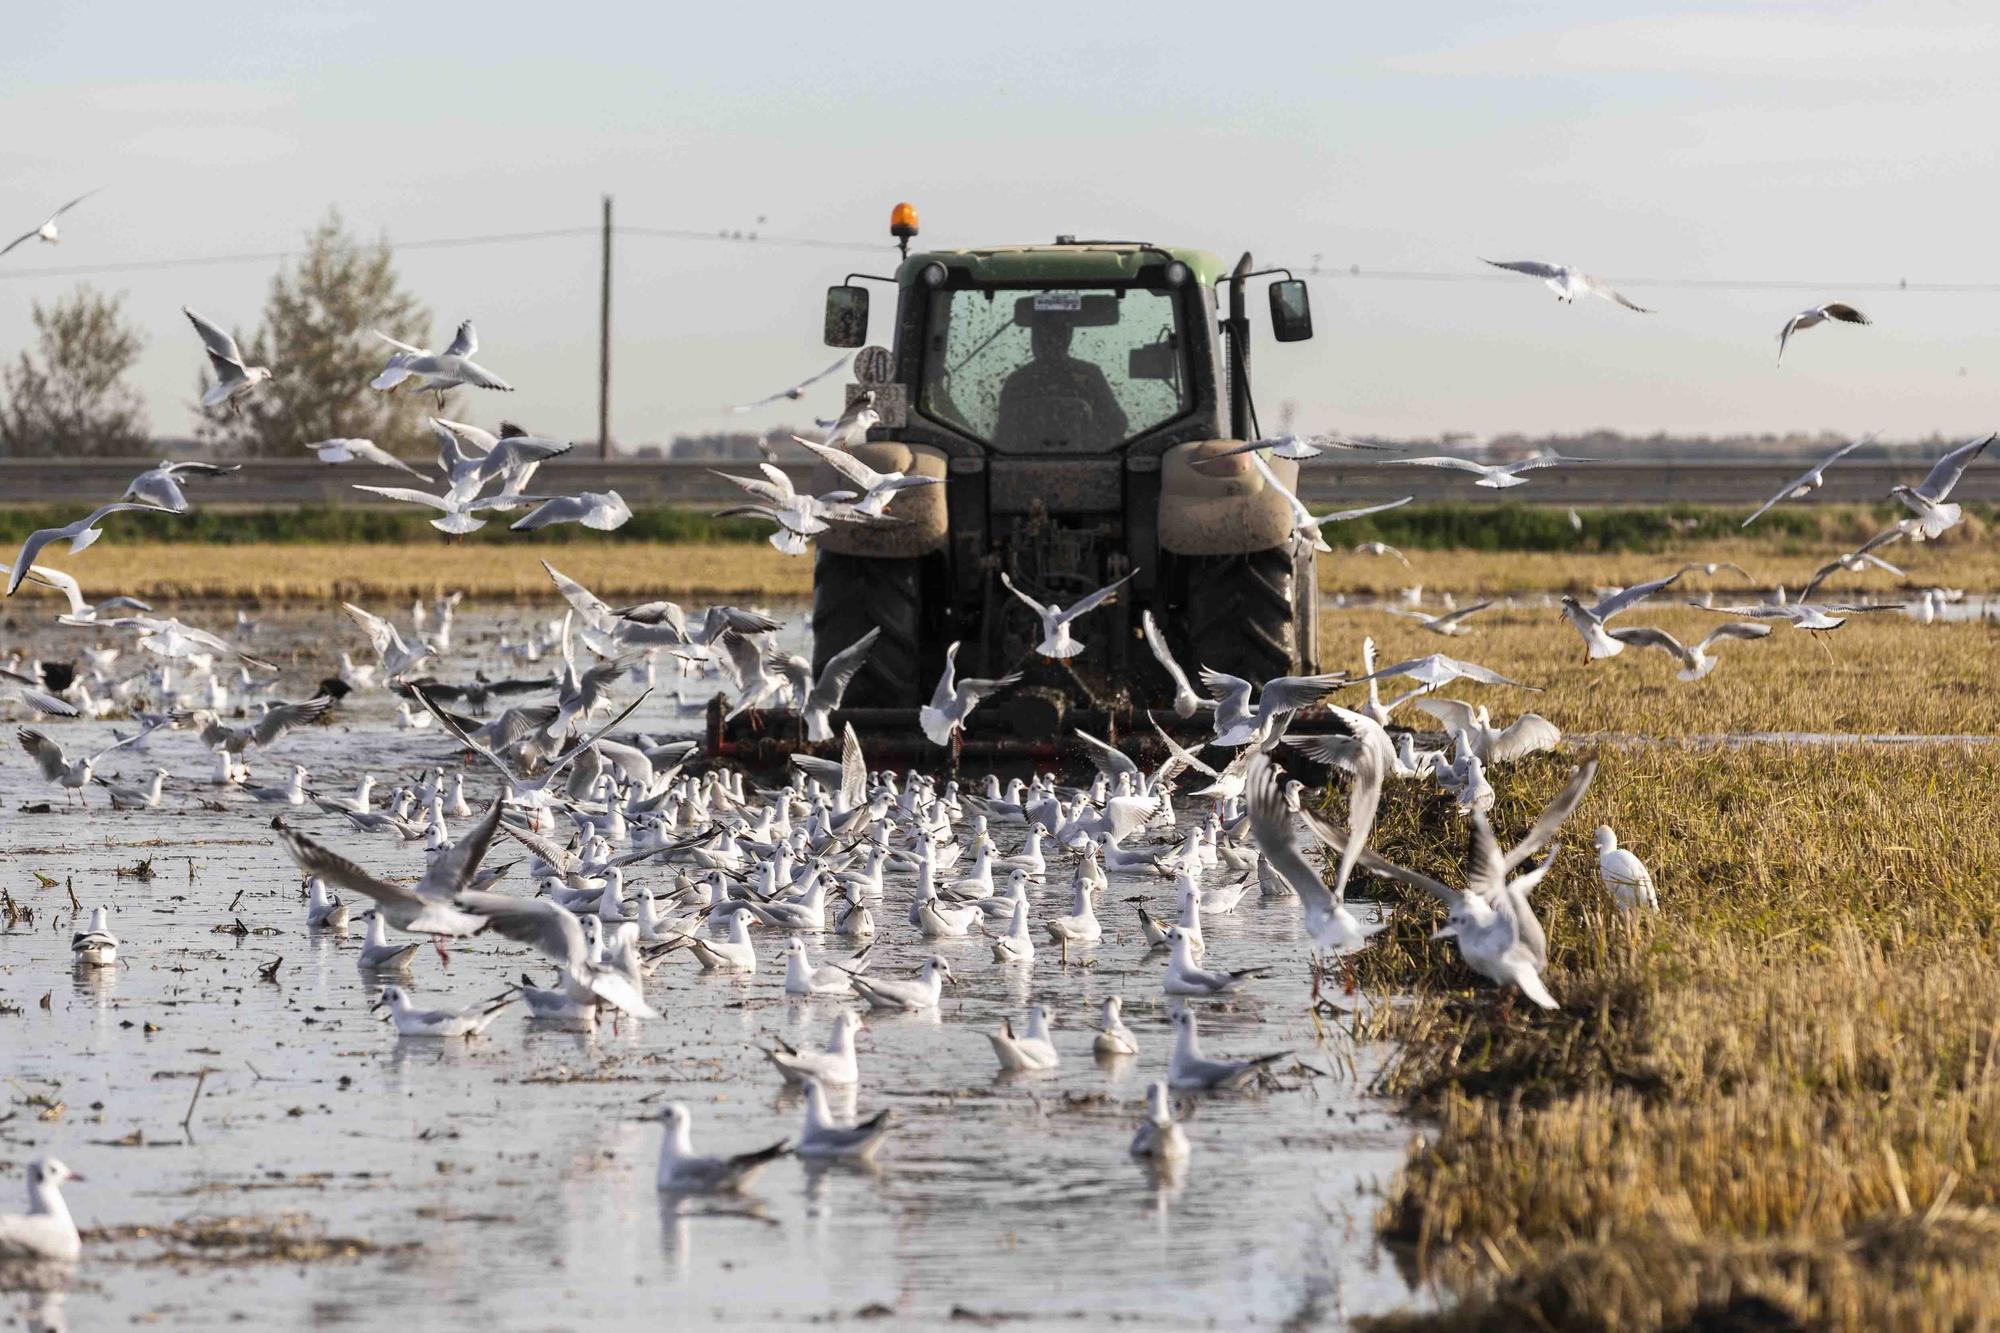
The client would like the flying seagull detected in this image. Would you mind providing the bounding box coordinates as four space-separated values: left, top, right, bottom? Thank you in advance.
372 320 513 406
730 356 850 412
1777 302 1869 365
0 190 99 257
1000 570 1136 658
1740 435 1872 528
1383 453 1592 490
4 503 177 596
1889 433 1992 540
1482 259 1652 312
308 438 429 480
185 307 273 416
121 460 240 513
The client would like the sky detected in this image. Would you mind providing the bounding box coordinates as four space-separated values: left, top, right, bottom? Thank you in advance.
2 1 1997 451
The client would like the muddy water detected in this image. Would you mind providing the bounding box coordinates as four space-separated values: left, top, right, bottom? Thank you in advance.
1 604 1421 1330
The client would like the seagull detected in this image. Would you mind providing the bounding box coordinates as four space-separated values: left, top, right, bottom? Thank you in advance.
1359 757 1598 1010
1482 259 1652 312
730 356 851 413
17 727 145 804
762 1011 863 1086
121 460 240 513
1246 749 1384 957
174 695 332 754
789 437 941 517
308 438 429 480
919 642 1020 746
1350 637 1427 726
1890 434 1992 540
1130 1081 1190 1162
1741 437 1871 528
1557 571 1684 659
1351 541 1412 568
654 1103 790 1194
452 891 660 1019
988 1005 1060 1072
783 937 864 997
795 1077 895 1161
305 876 349 930
1414 699 1562 763
1384 599 1495 637
1244 450 1414 552
1199 667 1346 748
1000 570 1135 658
796 628 881 743
0 668 76 718
843 954 955 1011
1382 453 1592 490
184 307 273 415
71 906 118 967
1777 302 1870 365
343 603 433 682
0 1159 83 1264
1092 996 1138 1057
1 190 99 257
1607 622 1771 680
1346 652 1539 693
4 503 177 596
509 491 634 533
1140 610 1206 719
371 984 517 1037
4 563 151 625
820 390 879 449
1595 826 1657 910
356 912 423 972
371 320 513 405
1166 1009 1288 1092
97 767 168 808
1161 926 1267 995
270 801 505 940
1201 432 1396 462
1800 551 1905 601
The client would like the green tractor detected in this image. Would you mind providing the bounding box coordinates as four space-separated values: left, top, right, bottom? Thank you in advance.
716 208 1326 767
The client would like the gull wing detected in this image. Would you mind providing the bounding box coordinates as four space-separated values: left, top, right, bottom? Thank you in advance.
1501 754 1598 872
250 695 333 746
1245 751 1338 908
807 627 881 715
1914 433 1993 502
416 799 507 898
182 307 246 367
444 320 477 359
998 572 1050 620
1580 273 1652 313
1414 696 1479 736
791 436 881 490
454 890 587 969
1383 455 1491 475
1589 570 1682 621
1482 258 1562 280
1055 570 1136 626
343 602 398 658
1141 610 1198 698
1071 728 1140 782
17 728 70 781
1306 495 1415 530
270 818 424 911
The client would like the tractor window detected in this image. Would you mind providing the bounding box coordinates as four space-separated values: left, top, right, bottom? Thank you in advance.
920 286 1188 453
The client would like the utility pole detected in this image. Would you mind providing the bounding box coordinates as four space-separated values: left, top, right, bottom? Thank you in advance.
598 194 613 459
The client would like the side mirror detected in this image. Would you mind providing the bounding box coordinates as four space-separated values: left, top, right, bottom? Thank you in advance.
824 286 870 348
1269 279 1313 342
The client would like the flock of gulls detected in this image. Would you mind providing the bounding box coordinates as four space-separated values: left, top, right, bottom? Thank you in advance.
0 191 1993 1281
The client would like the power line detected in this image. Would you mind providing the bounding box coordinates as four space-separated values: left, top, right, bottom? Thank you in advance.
1 218 1995 293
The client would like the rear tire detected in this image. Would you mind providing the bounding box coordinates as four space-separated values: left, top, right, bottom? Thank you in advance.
1182 547 1297 684
811 550 923 708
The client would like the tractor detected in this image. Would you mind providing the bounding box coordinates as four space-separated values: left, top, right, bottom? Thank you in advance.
711 204 1326 768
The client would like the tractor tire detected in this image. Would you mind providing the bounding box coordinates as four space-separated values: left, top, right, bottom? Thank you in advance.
811 550 924 708
1182 546 1297 685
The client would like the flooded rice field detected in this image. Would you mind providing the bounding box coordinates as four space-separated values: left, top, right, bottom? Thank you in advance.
0 603 1419 1331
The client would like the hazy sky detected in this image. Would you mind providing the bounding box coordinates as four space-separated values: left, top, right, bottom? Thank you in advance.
3 2 1997 450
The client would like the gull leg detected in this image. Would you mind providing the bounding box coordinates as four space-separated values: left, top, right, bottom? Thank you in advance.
434 938 451 967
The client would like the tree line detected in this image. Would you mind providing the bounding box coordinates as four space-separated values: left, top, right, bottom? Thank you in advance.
0 212 443 460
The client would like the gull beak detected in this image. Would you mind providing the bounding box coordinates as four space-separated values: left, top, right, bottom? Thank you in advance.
1429 924 1459 942
63 1169 85 1183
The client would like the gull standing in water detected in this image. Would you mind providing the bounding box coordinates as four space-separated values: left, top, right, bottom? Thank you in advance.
1092 996 1138 1057
370 985 518 1038
762 1011 864 1086
654 1104 790 1194
844 955 955 1012
1166 1009 1289 1092
17 727 145 804
1481 258 1652 311
1129 1081 1190 1162
70 907 118 967
795 1076 895 1161
0 1160 84 1263
1595 826 1657 910
1000 570 1136 659
988 1005 1060 1072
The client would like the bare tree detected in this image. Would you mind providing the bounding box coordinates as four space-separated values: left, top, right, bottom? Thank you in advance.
195 211 443 458
0 286 149 457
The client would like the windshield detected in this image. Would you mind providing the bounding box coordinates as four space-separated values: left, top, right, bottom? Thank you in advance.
919 285 1188 453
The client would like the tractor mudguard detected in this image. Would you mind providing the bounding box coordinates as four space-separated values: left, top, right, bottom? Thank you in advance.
1156 439 1298 556
809 441 950 558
